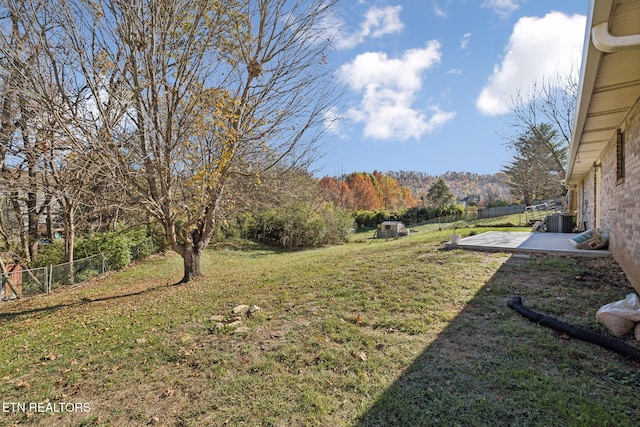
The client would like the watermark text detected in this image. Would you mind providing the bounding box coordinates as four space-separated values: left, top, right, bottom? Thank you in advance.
2 402 91 414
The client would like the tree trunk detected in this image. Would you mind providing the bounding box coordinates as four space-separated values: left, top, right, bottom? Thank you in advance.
0 200 11 251
180 243 203 284
10 193 30 262
46 203 54 241
27 191 39 262
63 203 75 285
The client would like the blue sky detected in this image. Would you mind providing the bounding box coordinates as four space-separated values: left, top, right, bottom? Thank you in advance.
314 0 588 177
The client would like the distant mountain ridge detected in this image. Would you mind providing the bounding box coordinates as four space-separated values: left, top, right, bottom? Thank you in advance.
387 170 511 204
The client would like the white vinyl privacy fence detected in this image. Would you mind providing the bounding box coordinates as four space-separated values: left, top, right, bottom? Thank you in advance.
1 253 107 301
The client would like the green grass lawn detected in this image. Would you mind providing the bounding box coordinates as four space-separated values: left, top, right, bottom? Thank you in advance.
1 226 638 426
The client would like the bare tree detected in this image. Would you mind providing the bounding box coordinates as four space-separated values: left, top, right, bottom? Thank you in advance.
0 5 56 262
22 0 341 283
0 1 127 266
509 67 578 175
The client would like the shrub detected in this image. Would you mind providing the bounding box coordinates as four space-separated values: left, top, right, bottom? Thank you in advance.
33 240 65 268
75 226 166 270
76 232 131 269
246 202 352 250
353 210 395 228
396 204 466 225
127 226 167 260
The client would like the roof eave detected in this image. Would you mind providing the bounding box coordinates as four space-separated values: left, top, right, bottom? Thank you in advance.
566 0 613 185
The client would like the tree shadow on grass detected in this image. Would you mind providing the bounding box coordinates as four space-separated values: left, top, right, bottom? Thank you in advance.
355 255 640 427
0 282 174 322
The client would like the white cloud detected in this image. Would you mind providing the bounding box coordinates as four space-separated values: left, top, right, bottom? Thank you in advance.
339 42 456 140
336 5 403 50
476 12 586 116
482 0 520 19
433 2 447 17
323 106 342 134
362 5 403 38
460 33 471 50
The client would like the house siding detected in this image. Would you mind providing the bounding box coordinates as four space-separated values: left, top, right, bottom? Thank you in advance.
588 96 640 290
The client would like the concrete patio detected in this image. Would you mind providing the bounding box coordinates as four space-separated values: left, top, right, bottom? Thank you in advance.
446 231 611 257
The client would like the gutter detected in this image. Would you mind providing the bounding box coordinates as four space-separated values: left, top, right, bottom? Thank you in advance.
565 0 604 185
592 21 640 53
565 0 640 184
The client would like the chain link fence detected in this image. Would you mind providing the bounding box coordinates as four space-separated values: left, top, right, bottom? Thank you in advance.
411 205 563 229
1 253 107 301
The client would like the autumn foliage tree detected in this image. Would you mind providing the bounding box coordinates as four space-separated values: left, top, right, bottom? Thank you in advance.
374 171 405 210
319 171 416 211
346 173 382 211
6 0 341 283
319 176 353 208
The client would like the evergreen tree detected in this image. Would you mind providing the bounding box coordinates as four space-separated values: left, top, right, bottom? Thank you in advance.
503 123 567 206
425 179 454 207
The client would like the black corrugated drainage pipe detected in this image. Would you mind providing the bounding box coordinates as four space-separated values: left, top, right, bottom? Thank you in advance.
507 296 640 363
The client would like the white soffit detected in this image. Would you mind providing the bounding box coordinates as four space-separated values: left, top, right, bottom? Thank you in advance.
567 0 640 184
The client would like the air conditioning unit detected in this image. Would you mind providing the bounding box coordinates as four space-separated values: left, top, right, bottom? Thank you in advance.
546 214 574 233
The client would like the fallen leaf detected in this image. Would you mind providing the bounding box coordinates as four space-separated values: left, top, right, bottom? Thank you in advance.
352 351 367 362
160 388 175 398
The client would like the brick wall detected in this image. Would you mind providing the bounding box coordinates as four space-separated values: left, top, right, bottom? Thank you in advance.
595 96 640 291
600 126 616 234
579 169 596 231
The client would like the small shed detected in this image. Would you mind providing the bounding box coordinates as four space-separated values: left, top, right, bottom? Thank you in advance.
0 262 22 300
377 221 408 239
